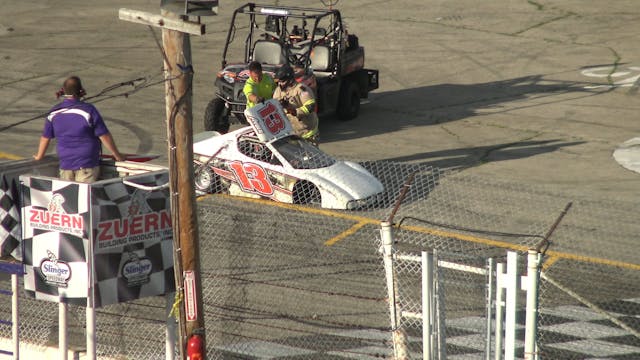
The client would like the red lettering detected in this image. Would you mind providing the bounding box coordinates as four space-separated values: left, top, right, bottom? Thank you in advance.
29 209 38 222
229 161 274 196
146 212 158 232
96 210 172 242
113 219 128 238
161 211 171 229
60 214 70 227
130 215 143 234
258 102 276 118
98 222 112 241
28 209 84 231
245 163 273 195
230 161 252 190
258 103 286 135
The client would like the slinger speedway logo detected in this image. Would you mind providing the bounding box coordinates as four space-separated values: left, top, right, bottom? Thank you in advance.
38 250 72 288
121 252 153 287
28 193 84 236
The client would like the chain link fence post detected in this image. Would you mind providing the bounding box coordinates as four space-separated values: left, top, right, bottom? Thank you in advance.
381 220 409 359
524 250 541 360
422 250 434 360
485 258 494 360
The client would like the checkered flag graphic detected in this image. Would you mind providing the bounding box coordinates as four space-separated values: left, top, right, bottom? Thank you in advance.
20 171 174 307
91 171 174 307
0 175 21 260
21 176 90 305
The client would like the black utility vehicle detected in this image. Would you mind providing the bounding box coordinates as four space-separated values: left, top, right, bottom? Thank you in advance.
204 2 379 132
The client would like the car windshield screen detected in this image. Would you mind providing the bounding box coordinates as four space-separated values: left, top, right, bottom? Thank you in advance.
272 137 335 169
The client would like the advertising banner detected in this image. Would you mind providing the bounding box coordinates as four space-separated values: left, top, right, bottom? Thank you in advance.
0 156 58 261
20 169 174 307
91 171 174 307
21 176 91 305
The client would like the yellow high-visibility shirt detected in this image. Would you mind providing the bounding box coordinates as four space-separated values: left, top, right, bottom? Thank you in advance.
243 74 275 108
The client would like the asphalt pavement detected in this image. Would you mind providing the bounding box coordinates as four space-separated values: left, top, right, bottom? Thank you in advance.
2 0 640 200
2 1 640 358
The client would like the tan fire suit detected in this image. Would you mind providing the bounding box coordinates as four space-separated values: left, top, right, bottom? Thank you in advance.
273 82 319 143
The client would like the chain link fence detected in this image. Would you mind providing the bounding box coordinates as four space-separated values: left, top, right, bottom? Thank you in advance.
376 164 640 359
0 273 169 358
197 195 392 359
0 161 639 359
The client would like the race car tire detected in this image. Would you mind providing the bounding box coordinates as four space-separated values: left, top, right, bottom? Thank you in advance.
204 98 230 133
337 80 360 121
292 181 321 205
194 166 219 194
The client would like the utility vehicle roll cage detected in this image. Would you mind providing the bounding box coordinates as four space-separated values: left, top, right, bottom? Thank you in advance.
221 3 346 75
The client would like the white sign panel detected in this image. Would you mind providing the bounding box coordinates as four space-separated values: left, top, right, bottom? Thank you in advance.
184 270 198 321
244 99 293 142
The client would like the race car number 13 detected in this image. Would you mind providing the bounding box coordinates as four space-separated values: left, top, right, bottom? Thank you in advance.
229 161 274 195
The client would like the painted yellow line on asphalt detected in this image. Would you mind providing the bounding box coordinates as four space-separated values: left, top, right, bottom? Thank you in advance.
207 193 380 223
0 152 23 160
541 256 559 271
399 224 532 252
545 249 640 271
324 221 368 246
197 194 640 270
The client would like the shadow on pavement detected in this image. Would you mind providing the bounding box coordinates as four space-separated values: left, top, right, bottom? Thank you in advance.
321 73 596 167
381 139 586 169
321 74 599 138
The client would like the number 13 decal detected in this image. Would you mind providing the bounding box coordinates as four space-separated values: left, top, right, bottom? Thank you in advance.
229 161 274 196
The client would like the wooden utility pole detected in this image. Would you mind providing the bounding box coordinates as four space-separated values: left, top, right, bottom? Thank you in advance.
161 10 206 359
120 3 215 358
161 11 204 360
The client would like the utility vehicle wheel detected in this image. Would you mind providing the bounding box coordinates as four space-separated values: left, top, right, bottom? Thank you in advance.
204 98 229 133
194 166 219 194
292 181 321 205
234 112 248 125
337 81 360 121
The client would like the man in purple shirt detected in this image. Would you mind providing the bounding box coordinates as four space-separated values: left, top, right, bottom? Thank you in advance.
34 76 124 182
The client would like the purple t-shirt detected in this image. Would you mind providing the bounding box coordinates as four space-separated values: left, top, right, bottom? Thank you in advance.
43 98 110 170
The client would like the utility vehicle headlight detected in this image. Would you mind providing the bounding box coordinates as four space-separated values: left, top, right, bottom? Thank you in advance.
217 71 236 84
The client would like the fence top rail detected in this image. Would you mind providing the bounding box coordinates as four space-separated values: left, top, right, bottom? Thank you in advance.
394 252 488 275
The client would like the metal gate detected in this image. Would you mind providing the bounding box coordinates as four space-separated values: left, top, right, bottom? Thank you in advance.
381 220 543 360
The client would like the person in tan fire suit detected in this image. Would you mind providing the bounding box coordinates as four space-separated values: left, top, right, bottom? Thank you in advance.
272 64 319 145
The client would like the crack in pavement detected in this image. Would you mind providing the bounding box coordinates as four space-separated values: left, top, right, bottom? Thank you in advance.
511 12 575 36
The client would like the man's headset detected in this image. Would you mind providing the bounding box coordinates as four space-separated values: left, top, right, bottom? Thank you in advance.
55 87 86 99
55 78 87 99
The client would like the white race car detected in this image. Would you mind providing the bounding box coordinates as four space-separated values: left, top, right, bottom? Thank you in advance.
193 99 384 210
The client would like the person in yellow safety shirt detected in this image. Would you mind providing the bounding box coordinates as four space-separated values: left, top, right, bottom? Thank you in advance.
273 64 319 145
243 61 276 108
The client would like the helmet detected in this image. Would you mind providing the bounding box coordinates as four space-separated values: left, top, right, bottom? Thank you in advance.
275 64 295 82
